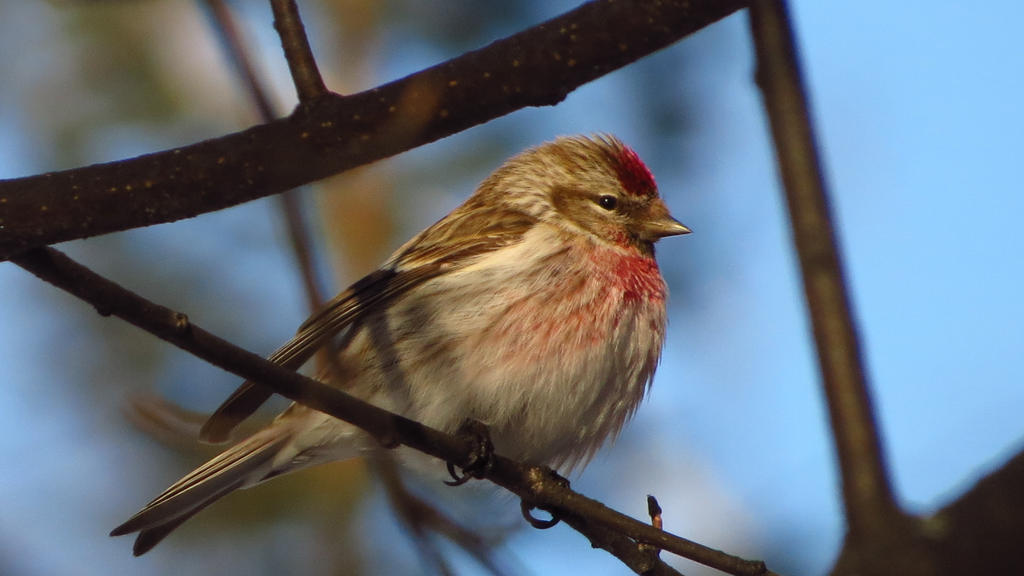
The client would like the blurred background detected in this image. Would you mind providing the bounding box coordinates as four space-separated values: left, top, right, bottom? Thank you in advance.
1 1 1022 574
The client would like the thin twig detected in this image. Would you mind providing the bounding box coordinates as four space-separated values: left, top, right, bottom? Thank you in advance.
372 451 517 576
269 0 328 102
204 0 276 119
748 0 901 540
0 0 747 260
203 0 326 311
648 495 664 531
375 455 457 576
276 185 326 310
11 246 775 576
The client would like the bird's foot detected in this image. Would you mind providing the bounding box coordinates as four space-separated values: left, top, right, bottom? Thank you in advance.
519 466 569 529
445 419 494 486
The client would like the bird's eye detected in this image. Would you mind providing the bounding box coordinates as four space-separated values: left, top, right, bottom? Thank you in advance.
597 195 618 210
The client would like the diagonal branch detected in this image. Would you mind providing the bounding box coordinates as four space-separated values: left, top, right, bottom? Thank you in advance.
12 246 776 576
748 0 901 542
205 0 278 120
203 0 327 310
0 0 746 260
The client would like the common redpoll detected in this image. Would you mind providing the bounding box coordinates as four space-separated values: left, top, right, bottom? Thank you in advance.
112 134 689 555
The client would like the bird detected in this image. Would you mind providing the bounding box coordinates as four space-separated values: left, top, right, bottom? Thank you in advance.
111 134 690 555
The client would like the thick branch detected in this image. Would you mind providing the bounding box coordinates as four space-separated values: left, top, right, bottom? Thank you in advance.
925 446 1024 574
829 444 1024 576
748 0 900 539
0 0 746 260
12 247 774 576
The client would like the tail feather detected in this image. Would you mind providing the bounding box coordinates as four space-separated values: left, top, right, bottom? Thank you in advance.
111 430 292 552
130 480 240 556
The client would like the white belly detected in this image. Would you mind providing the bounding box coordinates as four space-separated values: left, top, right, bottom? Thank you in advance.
341 228 668 468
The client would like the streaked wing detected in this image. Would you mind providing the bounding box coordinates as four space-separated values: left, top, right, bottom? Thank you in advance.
198 266 444 443
199 202 536 443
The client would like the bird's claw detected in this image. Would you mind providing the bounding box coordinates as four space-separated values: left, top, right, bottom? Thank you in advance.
518 467 567 528
520 501 560 529
444 419 494 486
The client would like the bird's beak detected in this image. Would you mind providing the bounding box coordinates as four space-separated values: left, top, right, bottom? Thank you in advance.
638 198 691 241
644 215 692 239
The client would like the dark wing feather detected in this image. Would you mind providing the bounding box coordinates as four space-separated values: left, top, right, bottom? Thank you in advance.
199 203 536 443
198 266 444 443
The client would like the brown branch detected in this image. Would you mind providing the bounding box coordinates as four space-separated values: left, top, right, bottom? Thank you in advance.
748 0 901 540
559 512 685 576
11 246 775 576
203 0 326 310
270 0 328 102
829 442 1024 576
0 0 746 261
923 447 1024 575
748 3 949 576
